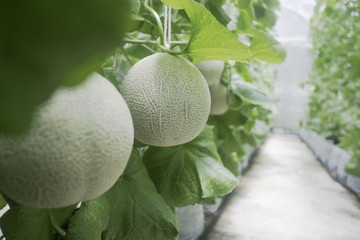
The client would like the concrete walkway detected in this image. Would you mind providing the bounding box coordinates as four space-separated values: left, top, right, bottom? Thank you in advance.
206 134 360 240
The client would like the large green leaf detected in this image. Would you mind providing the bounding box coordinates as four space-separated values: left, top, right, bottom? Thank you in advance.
246 29 286 64
49 208 76 230
0 206 53 240
0 202 76 240
103 149 179 240
208 116 251 176
0 0 131 133
65 196 111 240
143 125 238 207
162 0 252 63
231 79 273 105
66 149 180 240
208 116 242 153
218 148 241 176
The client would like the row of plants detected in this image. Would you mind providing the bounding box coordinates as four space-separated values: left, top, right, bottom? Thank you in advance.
0 0 285 239
306 0 360 178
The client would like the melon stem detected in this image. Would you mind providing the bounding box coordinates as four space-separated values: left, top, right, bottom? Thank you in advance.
144 0 165 46
157 40 185 55
123 38 158 45
49 213 66 237
123 38 186 47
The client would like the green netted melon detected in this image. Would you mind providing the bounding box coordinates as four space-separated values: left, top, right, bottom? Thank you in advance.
0 73 134 208
120 53 211 147
209 81 231 115
195 60 225 86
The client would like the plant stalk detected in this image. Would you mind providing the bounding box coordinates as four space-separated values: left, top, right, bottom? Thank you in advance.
158 43 185 55
123 38 187 46
144 0 164 45
123 38 158 45
49 215 66 238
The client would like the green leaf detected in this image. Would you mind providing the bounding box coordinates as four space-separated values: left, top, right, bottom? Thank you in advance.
345 156 360 177
0 0 131 133
102 53 134 89
237 8 253 30
218 148 241 176
234 63 253 82
65 196 111 240
244 119 255 133
204 0 231 26
246 29 286 64
220 63 233 85
162 0 185 9
235 129 260 147
162 0 252 63
253 4 265 19
237 0 251 9
0 194 17 208
251 120 269 136
253 0 280 28
103 149 179 240
0 193 7 210
0 206 53 240
202 197 216 205
66 149 180 240
125 43 155 60
231 79 273 105
348 54 360 79
143 125 238 207
208 117 248 175
208 116 242 153
209 110 248 127
127 15 145 32
131 0 141 14
48 204 77 231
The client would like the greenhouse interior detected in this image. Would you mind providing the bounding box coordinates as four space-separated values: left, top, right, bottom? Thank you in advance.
0 0 360 239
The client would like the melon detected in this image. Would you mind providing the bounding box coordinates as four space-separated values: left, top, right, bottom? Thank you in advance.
0 73 134 208
209 82 231 115
120 53 210 147
195 60 225 86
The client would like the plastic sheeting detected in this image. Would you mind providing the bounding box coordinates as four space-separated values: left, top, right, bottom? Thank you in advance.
271 0 316 131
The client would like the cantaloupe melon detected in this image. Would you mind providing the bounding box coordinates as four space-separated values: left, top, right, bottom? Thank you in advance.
195 61 225 86
0 73 134 208
209 82 231 115
120 53 210 147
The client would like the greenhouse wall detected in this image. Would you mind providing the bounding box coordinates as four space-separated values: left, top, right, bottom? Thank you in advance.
271 0 315 132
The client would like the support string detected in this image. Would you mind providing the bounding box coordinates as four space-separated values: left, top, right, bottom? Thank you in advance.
164 6 172 49
168 6 171 48
164 6 168 48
